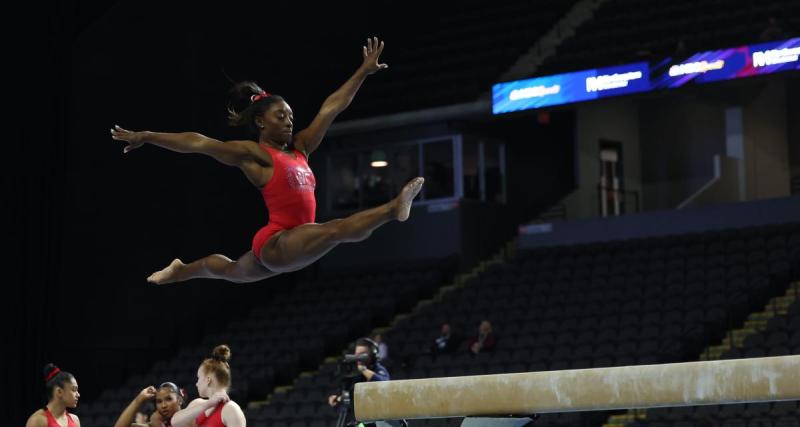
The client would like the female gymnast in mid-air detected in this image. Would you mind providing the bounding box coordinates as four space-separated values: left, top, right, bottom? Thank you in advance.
111 37 424 284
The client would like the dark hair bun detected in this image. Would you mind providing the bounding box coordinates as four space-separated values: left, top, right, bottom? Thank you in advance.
212 345 231 363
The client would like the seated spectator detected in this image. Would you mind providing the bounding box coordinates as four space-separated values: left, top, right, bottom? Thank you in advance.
371 333 390 364
430 323 461 354
467 320 497 355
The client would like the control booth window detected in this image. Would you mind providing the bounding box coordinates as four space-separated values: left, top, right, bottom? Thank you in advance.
327 134 504 212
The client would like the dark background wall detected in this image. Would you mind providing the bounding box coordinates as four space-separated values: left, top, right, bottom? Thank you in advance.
8 1 577 424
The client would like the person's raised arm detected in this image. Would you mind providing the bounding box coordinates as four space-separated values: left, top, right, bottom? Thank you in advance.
293 36 388 155
113 387 156 427
111 125 260 168
358 362 390 381
170 391 229 427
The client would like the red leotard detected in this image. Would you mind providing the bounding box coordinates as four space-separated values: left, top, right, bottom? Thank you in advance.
195 402 226 427
251 145 317 259
44 408 77 427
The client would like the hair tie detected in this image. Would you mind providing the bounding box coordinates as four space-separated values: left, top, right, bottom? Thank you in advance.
250 91 271 103
45 367 61 382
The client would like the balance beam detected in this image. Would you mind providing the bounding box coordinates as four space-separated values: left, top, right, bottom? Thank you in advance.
354 355 800 421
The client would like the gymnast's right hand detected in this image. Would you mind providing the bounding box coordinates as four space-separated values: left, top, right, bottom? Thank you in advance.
136 386 157 402
207 390 230 407
111 124 145 153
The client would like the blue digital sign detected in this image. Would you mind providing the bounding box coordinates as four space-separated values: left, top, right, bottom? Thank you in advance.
493 62 650 114
492 37 799 114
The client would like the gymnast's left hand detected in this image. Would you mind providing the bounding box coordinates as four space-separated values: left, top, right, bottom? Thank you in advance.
359 36 388 75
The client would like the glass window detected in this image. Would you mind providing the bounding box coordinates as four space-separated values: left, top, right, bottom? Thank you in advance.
328 136 462 212
359 150 392 207
358 145 420 207
484 142 505 203
329 152 360 211
462 139 480 200
388 145 420 197
422 140 454 200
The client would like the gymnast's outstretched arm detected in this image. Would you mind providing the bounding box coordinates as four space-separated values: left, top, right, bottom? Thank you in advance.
293 36 388 156
110 125 265 168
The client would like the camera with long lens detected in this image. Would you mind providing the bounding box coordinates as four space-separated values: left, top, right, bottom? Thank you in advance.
336 352 372 379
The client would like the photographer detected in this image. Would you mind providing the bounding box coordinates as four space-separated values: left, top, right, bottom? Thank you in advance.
328 337 391 426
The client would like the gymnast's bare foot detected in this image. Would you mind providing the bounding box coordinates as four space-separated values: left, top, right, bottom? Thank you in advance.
147 258 185 284
394 177 424 222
